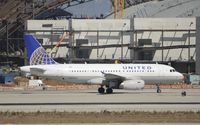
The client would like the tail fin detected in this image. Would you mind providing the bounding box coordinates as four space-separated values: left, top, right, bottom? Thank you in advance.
23 33 57 65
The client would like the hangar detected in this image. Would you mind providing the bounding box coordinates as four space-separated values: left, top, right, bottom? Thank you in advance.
0 0 200 75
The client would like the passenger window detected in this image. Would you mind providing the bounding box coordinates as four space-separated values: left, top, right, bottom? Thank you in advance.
170 69 176 72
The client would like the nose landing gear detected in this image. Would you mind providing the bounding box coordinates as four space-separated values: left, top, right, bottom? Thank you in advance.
181 91 186 96
156 84 161 93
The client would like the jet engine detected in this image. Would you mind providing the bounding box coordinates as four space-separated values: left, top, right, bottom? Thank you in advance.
119 80 145 90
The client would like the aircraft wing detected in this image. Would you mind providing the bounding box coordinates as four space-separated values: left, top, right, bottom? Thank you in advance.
101 72 126 80
101 71 141 81
30 68 46 76
87 73 127 84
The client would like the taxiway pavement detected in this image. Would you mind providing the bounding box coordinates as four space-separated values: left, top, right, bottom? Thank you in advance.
0 89 200 112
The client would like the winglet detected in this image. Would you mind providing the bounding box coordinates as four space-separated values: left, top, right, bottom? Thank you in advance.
24 33 57 65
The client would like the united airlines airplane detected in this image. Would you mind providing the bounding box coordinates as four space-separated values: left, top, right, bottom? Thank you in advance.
20 34 184 94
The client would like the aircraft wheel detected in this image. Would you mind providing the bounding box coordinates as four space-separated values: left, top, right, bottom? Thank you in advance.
156 84 161 93
98 87 105 94
157 89 161 93
181 91 186 96
106 88 113 94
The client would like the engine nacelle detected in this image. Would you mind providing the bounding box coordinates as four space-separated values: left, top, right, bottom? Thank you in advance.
119 80 145 90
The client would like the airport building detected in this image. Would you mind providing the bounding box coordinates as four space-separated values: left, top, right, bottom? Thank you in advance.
0 0 200 75
26 18 196 73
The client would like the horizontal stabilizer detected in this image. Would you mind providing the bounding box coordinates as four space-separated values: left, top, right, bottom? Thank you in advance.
30 68 46 76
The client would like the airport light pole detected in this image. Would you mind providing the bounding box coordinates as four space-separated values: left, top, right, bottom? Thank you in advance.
68 19 73 63
188 22 193 61
196 17 200 75
161 29 164 62
97 31 99 60
188 22 193 73
120 23 126 60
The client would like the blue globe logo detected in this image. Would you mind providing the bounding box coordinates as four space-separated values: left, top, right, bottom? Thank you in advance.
30 47 56 65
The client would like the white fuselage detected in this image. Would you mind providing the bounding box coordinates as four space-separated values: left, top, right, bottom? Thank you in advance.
20 64 184 84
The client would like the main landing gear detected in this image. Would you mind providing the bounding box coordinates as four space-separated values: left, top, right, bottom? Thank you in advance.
98 85 113 94
98 85 105 94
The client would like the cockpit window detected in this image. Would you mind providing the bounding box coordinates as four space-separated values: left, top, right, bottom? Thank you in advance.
170 69 176 72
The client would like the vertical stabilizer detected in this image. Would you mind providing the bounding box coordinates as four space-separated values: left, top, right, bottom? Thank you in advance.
23 33 57 65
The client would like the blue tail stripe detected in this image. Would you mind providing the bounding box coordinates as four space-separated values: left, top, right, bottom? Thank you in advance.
24 34 40 61
23 33 56 65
